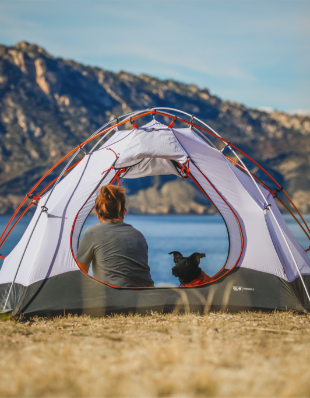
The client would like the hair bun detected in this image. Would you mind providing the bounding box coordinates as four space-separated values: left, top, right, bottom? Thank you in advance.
95 185 126 222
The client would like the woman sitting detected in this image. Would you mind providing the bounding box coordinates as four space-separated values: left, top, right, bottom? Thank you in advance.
76 185 154 287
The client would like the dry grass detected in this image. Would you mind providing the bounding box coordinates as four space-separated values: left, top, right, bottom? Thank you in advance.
0 311 310 397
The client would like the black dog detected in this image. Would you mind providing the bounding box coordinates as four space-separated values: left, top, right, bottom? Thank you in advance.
169 251 211 287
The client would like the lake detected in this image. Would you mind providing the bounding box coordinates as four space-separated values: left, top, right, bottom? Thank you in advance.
1 214 310 286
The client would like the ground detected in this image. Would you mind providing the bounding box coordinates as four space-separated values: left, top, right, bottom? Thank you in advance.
0 311 309 397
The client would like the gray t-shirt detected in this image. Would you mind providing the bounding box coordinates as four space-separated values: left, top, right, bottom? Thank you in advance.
76 221 154 287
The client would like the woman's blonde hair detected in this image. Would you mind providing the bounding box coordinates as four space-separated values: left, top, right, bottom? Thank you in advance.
95 185 126 222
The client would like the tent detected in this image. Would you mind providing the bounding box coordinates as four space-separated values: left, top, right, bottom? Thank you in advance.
1 107 310 317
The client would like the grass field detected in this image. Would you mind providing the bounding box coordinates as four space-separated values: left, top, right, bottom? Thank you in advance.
0 311 310 397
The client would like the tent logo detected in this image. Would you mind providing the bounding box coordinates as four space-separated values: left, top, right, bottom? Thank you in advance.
232 286 254 292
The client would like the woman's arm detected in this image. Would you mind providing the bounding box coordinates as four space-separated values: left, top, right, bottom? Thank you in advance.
77 261 90 273
76 228 93 274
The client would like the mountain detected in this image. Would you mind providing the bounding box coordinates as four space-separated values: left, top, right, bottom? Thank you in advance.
0 41 310 215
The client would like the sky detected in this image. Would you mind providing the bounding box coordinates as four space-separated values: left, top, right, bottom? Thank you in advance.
0 0 309 112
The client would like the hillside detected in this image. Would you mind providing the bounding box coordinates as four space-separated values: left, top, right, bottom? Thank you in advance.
0 41 310 214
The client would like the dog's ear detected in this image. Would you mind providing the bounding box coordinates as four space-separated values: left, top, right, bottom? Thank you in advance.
190 252 206 265
169 251 183 263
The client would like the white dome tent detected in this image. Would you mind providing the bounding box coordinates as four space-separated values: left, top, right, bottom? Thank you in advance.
0 107 310 317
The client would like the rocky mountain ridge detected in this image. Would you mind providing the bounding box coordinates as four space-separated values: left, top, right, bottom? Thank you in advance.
0 41 309 214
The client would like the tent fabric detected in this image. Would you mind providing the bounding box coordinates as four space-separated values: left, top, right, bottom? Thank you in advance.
117 124 188 167
0 118 310 315
0 268 308 316
227 160 310 281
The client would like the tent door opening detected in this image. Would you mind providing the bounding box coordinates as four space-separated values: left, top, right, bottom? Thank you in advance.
75 157 231 288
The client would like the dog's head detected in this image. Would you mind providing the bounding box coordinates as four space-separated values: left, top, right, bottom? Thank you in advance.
169 251 206 284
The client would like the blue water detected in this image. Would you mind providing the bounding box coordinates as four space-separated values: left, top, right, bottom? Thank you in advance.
1 214 310 286
82 215 229 286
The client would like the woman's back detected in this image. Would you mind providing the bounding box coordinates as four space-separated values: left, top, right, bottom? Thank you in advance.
77 221 154 287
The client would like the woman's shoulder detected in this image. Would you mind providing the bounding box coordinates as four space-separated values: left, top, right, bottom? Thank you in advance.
84 223 105 235
84 222 145 239
120 222 146 239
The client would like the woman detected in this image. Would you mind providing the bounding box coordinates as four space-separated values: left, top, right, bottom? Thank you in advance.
76 185 154 287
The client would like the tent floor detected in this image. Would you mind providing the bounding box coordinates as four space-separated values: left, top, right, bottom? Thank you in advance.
0 268 309 317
